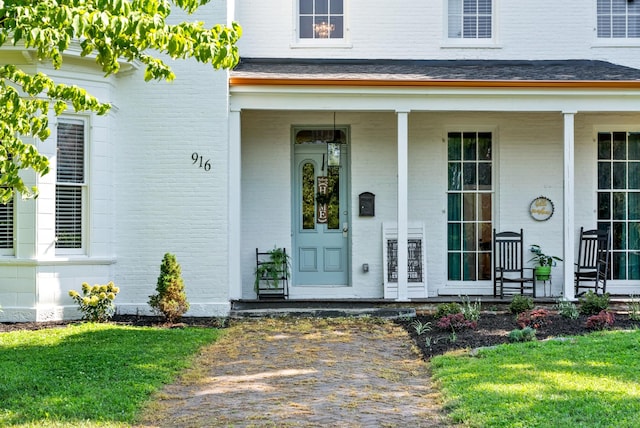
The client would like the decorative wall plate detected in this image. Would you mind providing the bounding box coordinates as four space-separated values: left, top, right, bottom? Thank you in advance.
530 196 554 221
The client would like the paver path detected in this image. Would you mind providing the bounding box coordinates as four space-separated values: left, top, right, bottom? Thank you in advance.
139 317 449 427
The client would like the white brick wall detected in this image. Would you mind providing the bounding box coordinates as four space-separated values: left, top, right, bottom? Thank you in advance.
111 2 231 317
0 55 119 321
235 0 640 69
0 2 233 321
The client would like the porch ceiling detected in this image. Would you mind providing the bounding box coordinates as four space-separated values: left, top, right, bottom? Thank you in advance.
230 58 640 89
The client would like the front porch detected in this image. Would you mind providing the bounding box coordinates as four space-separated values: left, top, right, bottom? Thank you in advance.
229 59 640 304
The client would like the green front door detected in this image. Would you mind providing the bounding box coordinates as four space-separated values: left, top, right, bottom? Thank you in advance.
293 141 349 286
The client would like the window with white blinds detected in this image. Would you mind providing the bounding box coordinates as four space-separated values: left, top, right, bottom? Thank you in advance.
0 197 13 252
448 0 492 39
597 0 640 38
56 119 85 250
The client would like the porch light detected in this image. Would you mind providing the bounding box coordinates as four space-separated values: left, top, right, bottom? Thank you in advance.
314 21 334 38
327 112 341 166
328 141 341 166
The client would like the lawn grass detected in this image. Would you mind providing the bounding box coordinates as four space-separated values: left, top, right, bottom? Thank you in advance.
431 329 640 427
0 322 221 427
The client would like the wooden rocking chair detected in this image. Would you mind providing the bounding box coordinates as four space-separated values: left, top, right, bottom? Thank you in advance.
493 229 536 298
575 227 611 296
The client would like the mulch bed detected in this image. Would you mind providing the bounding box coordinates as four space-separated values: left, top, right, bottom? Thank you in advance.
4 312 639 362
0 315 227 333
396 311 640 360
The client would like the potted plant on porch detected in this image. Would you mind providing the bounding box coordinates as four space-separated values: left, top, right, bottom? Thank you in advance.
529 244 563 280
254 247 290 298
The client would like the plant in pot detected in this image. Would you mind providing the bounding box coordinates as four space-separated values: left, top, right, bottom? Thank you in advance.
255 247 290 292
529 244 563 280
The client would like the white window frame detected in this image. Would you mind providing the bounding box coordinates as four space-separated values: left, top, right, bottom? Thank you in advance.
55 117 88 255
0 194 14 256
292 0 351 48
445 129 495 285
594 127 640 282
442 0 499 48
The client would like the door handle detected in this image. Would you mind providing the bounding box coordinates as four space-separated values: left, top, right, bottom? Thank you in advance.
342 222 349 237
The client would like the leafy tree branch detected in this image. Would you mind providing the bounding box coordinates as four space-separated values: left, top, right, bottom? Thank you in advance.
0 0 241 203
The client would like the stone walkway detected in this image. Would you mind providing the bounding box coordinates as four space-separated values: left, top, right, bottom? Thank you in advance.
139 317 449 427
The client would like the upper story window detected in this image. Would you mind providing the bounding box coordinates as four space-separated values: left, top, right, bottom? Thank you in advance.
299 0 344 39
448 0 492 39
55 118 86 252
597 0 640 38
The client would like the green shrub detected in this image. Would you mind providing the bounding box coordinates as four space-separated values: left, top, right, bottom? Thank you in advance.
579 291 610 315
460 295 481 321
149 253 190 323
507 326 537 343
555 298 579 319
69 281 120 322
509 295 534 314
435 302 462 319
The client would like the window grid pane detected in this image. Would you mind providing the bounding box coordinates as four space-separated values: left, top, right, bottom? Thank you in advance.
598 0 640 38
449 0 492 39
299 0 344 39
447 131 493 281
598 131 640 280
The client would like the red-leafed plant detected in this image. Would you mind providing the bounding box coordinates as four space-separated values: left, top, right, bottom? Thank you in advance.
437 313 477 331
517 308 550 329
585 310 615 330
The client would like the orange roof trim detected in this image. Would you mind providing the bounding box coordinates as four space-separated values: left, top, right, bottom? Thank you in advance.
229 77 640 89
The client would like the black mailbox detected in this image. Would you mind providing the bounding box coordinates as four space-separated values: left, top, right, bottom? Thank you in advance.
359 192 375 217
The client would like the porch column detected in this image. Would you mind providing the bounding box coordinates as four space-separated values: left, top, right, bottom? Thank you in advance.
563 111 576 301
396 110 409 301
229 108 242 300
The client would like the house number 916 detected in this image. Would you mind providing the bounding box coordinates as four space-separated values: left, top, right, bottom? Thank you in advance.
192 152 211 171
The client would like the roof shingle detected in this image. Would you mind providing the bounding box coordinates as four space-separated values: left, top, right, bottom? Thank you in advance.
231 59 640 82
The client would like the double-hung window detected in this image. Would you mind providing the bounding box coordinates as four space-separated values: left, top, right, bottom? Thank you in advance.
448 0 493 39
447 132 493 281
55 119 85 252
597 0 640 38
299 0 344 39
597 131 640 280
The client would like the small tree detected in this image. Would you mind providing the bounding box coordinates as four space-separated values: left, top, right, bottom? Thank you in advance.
149 253 189 323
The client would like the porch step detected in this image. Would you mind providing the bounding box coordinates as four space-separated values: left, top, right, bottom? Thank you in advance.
229 295 635 319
